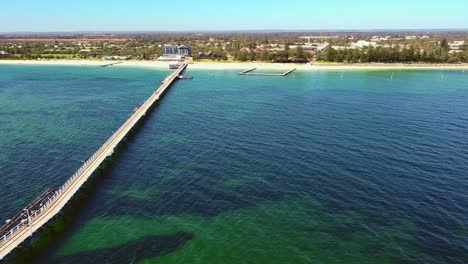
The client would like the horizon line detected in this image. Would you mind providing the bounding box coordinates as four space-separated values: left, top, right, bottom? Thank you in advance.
1 28 468 35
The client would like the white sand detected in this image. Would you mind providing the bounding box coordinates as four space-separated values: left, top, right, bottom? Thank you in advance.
1 59 467 71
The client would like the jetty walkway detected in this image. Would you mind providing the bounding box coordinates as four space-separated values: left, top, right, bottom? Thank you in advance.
100 61 123 67
0 62 188 260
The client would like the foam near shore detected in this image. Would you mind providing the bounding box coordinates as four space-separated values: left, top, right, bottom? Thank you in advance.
1 59 468 71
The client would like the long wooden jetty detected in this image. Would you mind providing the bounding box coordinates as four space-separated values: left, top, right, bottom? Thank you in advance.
0 62 188 260
239 68 296 76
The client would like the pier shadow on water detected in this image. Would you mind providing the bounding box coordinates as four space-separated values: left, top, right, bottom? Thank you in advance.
41 233 193 264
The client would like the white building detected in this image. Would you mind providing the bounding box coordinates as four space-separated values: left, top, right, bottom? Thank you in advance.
331 45 348 50
371 36 390 41
351 40 377 49
449 41 465 47
316 42 330 51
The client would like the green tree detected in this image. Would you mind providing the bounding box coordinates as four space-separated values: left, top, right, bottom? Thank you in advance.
318 45 337 62
294 46 305 59
440 38 449 50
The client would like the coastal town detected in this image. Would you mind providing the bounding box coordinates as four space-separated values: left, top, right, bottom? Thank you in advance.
0 31 467 64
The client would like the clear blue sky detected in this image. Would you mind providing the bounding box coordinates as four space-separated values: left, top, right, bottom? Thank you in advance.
2 0 468 32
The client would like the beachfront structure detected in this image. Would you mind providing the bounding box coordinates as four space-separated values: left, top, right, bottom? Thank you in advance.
178 45 191 56
163 45 192 56
198 52 213 60
163 46 179 55
159 45 192 61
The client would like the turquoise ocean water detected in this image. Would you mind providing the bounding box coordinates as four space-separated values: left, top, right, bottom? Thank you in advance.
0 65 467 263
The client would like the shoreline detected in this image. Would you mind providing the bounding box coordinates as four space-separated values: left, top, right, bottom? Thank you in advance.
1 59 468 71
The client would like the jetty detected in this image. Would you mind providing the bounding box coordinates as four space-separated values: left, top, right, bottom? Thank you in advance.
238 68 256 75
0 62 188 261
100 61 123 67
239 68 296 76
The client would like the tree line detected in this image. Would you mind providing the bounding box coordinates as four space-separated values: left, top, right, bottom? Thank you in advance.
231 46 312 63
317 41 467 64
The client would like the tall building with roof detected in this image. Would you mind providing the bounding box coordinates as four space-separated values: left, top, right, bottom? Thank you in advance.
163 45 192 56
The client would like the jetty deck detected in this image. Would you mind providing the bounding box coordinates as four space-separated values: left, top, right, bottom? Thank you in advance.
238 68 256 75
0 62 188 260
101 61 123 67
239 68 296 76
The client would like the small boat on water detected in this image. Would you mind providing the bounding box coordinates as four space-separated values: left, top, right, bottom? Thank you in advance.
169 64 180 69
178 75 193 80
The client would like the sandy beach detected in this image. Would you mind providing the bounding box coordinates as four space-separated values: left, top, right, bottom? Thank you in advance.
1 59 468 71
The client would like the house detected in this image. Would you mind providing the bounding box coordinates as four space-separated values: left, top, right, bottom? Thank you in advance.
0 51 10 56
198 52 213 60
197 52 223 60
